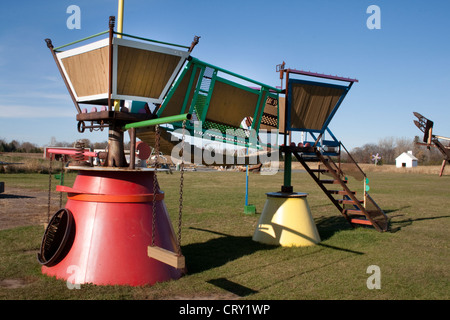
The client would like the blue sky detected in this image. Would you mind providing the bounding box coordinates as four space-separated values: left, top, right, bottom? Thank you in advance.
0 0 449 150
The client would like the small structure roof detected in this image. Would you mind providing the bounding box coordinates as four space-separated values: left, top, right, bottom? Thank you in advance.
396 152 418 161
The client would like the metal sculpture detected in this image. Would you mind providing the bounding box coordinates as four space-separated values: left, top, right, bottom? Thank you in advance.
37 1 391 288
413 112 450 176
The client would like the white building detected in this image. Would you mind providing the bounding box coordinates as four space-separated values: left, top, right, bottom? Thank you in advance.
396 151 418 168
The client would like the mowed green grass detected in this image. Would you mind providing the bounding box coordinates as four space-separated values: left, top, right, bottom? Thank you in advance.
0 169 449 300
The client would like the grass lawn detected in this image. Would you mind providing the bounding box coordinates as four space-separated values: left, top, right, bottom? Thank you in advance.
0 169 449 300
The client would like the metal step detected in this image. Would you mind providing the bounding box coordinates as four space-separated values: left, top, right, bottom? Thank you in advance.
350 218 372 226
328 190 356 195
343 209 366 216
320 179 347 184
338 199 364 205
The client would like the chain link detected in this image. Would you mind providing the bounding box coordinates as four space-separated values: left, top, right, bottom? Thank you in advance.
151 125 160 247
151 122 185 255
59 158 64 208
177 120 186 255
47 156 53 223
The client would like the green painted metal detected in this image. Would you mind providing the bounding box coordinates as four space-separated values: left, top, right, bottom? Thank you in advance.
160 67 188 113
156 56 281 149
53 30 109 51
123 113 191 130
190 57 280 92
53 29 190 52
188 65 207 122
215 76 261 95
114 31 191 49
200 70 218 123
283 151 292 188
244 205 256 215
181 64 200 115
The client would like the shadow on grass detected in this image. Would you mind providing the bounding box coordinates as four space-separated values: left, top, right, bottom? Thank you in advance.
371 204 449 233
389 214 450 232
315 215 352 240
184 223 365 297
183 227 276 275
206 278 258 297
315 205 420 235
0 193 35 199
184 222 364 271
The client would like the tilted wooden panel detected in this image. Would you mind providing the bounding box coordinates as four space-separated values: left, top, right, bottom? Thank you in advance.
116 46 181 99
159 66 201 118
290 83 344 131
206 81 261 128
136 126 180 156
61 46 109 98
148 246 185 269
278 96 286 133
259 96 279 130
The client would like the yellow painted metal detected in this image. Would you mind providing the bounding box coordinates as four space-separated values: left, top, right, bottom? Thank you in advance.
252 192 321 247
116 0 123 113
114 99 121 111
117 0 124 38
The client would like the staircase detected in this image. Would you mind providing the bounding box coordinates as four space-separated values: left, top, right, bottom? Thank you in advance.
287 144 389 232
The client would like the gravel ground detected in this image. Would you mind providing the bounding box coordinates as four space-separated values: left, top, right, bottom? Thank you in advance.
0 187 61 230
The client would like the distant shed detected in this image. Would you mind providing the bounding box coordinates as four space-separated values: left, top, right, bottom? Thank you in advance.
396 151 418 168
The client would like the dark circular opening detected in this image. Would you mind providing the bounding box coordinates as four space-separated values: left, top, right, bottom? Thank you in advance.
37 208 75 267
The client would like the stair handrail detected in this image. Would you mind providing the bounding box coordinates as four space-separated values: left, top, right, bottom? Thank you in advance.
339 141 367 179
321 128 366 180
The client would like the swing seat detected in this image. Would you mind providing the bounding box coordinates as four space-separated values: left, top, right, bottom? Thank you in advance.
147 246 185 269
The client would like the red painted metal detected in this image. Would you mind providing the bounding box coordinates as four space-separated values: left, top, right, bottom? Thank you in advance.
56 185 165 203
286 68 359 83
45 148 97 159
136 141 151 160
41 169 183 286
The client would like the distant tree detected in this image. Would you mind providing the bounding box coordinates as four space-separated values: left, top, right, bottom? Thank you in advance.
93 141 108 150
377 137 395 164
75 138 92 149
20 142 38 153
48 136 71 147
394 137 414 161
350 136 447 165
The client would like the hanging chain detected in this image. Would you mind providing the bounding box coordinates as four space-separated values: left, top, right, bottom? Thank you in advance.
177 120 186 255
151 125 160 247
59 158 65 208
47 156 53 223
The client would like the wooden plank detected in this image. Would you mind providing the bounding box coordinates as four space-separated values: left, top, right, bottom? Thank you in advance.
147 246 185 269
319 179 347 184
61 46 109 98
338 199 364 205
159 66 201 118
76 110 152 122
289 83 343 131
206 80 259 128
350 219 373 226
343 209 365 216
117 46 180 99
328 190 356 195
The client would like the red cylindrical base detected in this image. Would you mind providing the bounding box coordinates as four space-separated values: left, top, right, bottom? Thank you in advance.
41 169 183 286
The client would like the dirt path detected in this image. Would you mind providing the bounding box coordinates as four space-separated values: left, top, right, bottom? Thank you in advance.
0 187 61 230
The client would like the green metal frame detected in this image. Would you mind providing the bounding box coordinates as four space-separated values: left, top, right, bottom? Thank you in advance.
52 30 189 52
158 57 281 149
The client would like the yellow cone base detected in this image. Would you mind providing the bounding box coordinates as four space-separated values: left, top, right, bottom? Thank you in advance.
252 192 321 247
